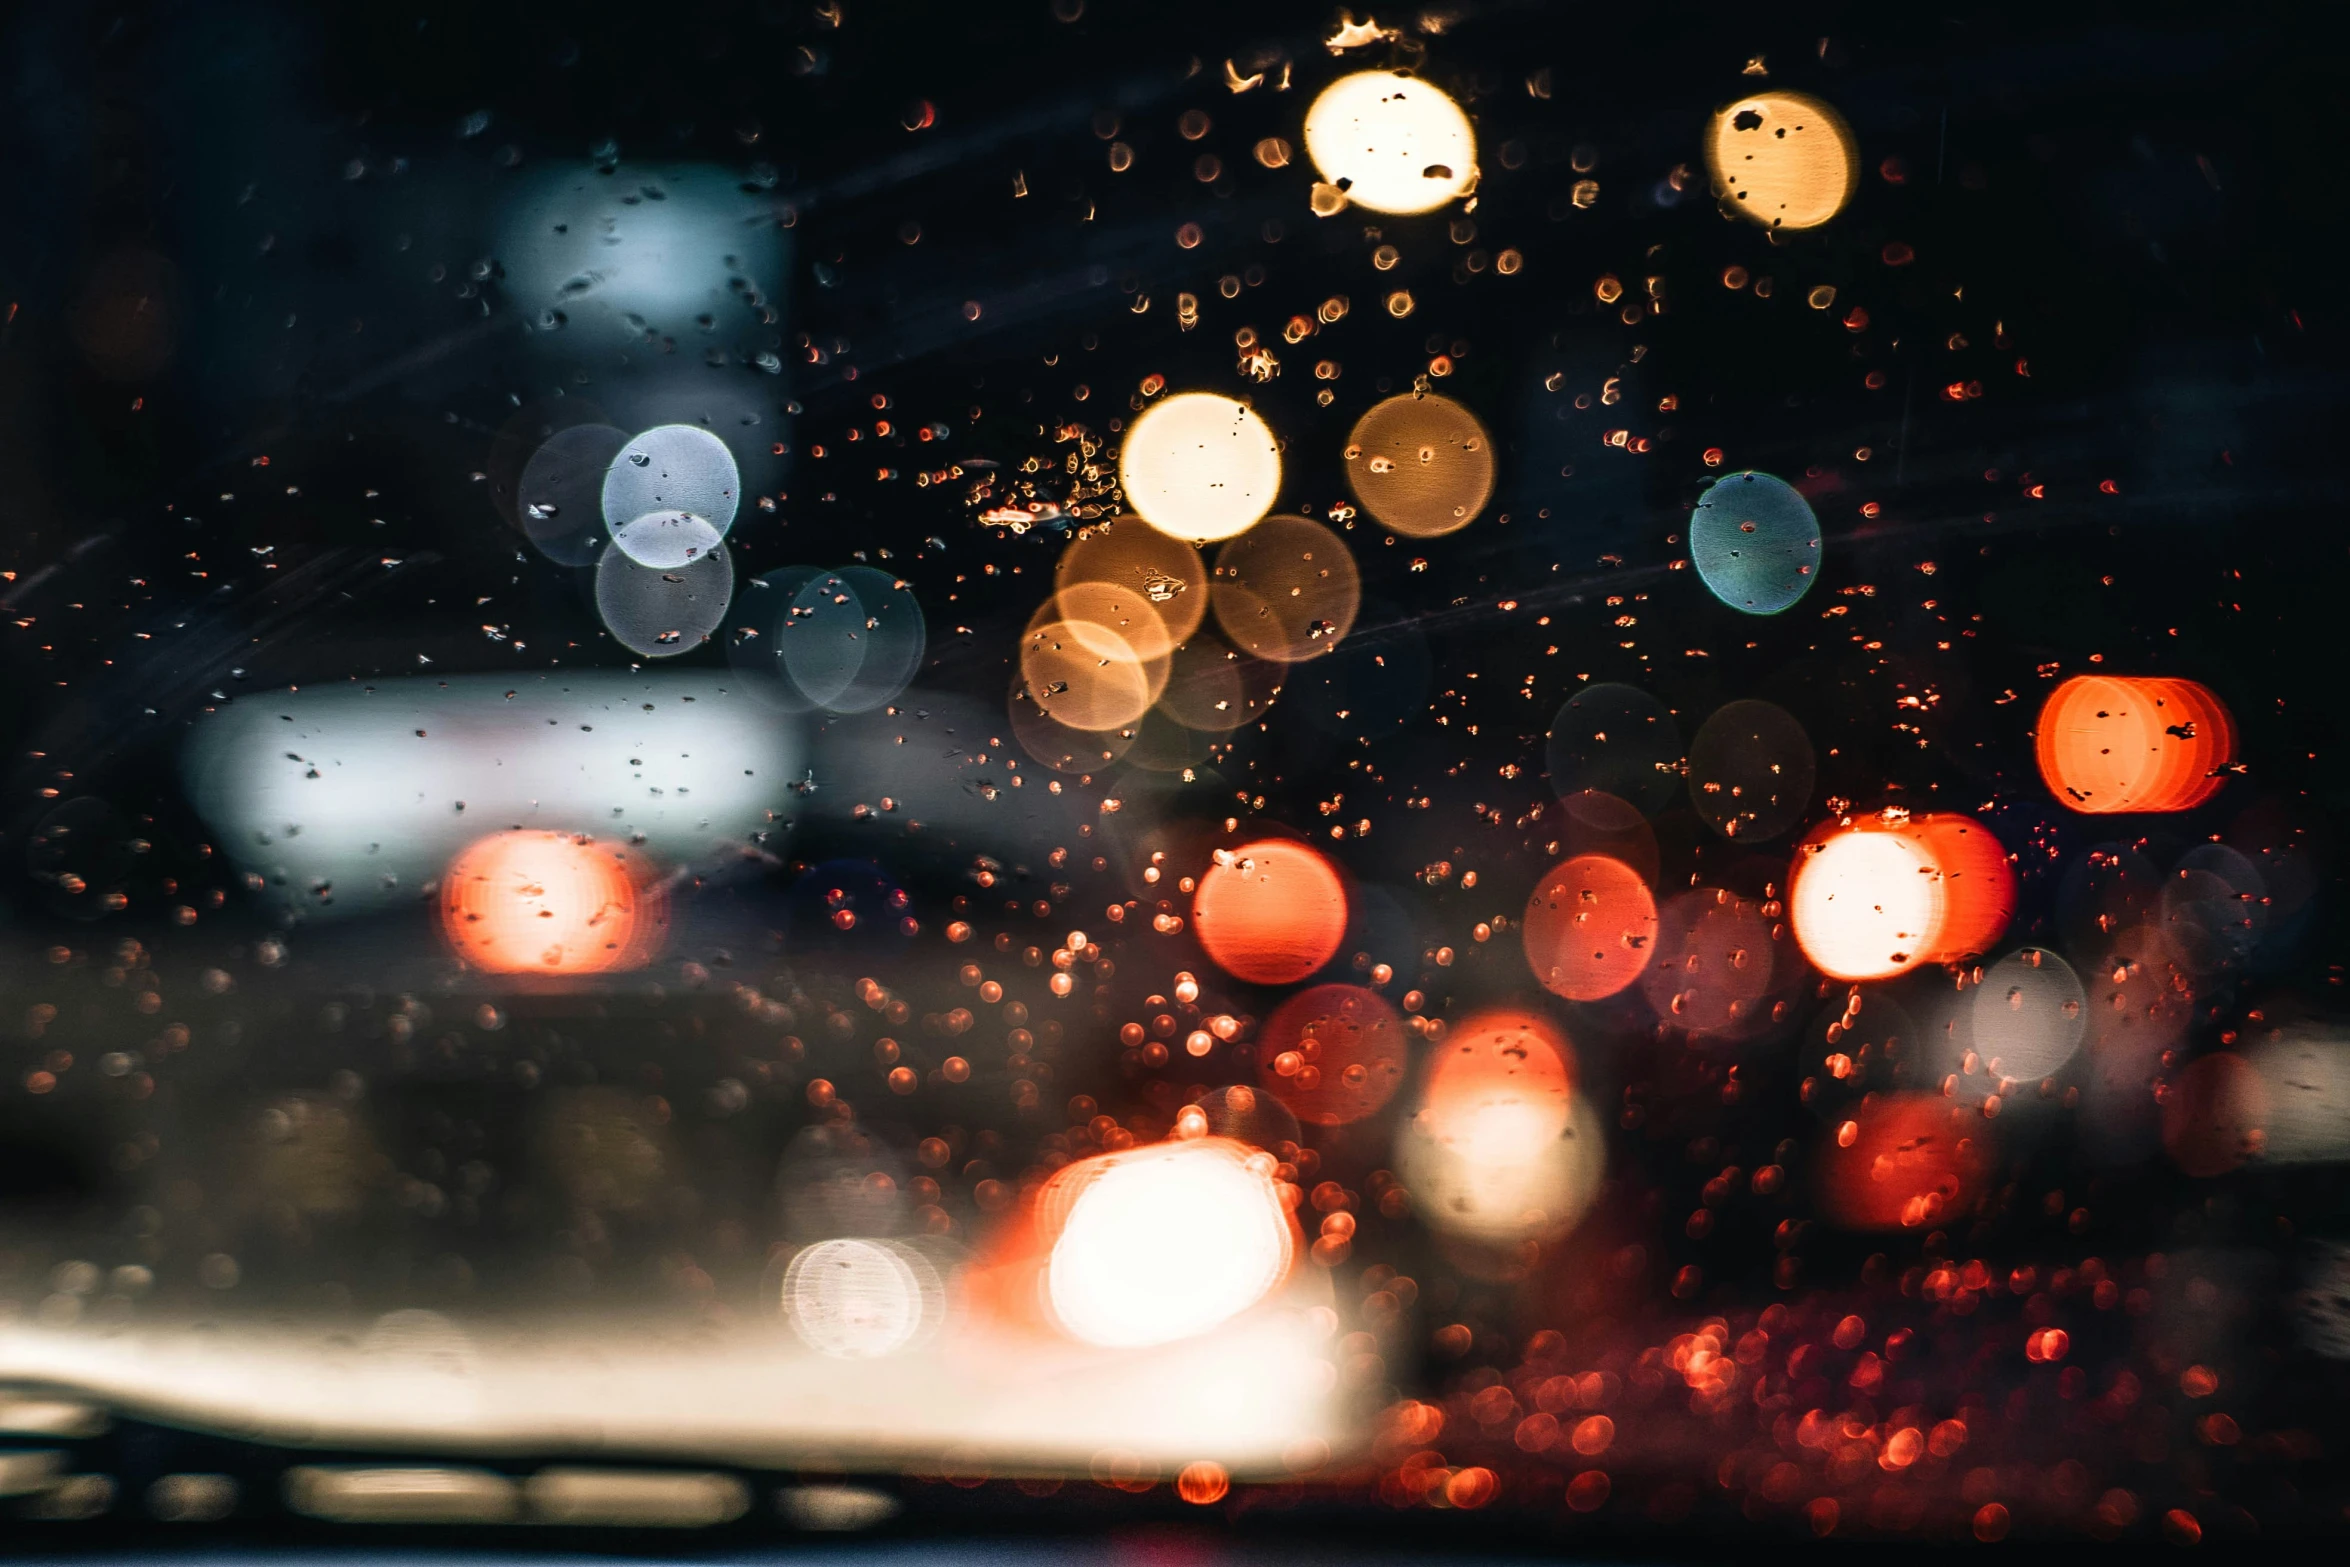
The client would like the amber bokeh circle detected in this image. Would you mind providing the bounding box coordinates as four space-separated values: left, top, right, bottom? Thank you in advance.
1158 631 1281 732
1018 609 1166 732
1008 674 1137 773
1052 569 1183 665
1210 516 1361 664
1055 516 1209 646
1343 393 1495 539
1705 90 1857 231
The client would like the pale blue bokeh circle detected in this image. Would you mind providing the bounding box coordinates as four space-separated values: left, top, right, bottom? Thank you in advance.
603 423 741 540
1691 470 1821 615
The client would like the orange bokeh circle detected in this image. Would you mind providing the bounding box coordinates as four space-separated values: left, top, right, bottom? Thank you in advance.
1257 983 1408 1125
1815 1093 1992 1231
1787 811 2014 981
1522 854 1658 1001
1055 515 1209 647
1905 813 2015 961
1209 516 1361 663
1192 839 1348 985
439 831 664 974
1019 602 1168 732
2035 675 2234 814
1422 1008 1579 1129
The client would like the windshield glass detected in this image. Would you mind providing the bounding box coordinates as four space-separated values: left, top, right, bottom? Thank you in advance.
0 1 2343 1552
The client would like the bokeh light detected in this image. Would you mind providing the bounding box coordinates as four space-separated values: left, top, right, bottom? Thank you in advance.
1395 1092 1605 1251
1020 612 1163 732
1303 71 1478 215
1192 838 1349 985
1544 684 1684 816
2160 842 2269 975
595 544 736 658
1522 854 1658 1001
1704 90 1857 231
1906 813 2018 961
1118 393 1281 543
780 567 929 714
439 831 664 975
1399 1010 1601 1246
610 507 724 570
1210 516 1362 663
517 424 627 565
1554 789 1661 884
491 398 604 532
1641 887 1797 1043
1788 812 2014 981
25 16 2334 1539
1790 825 1940 982
1689 472 1822 615
1815 1094 1991 1230
1343 393 1495 538
1158 631 1282 732
1009 676 1137 773
1122 708 1220 776
1053 576 1180 663
1056 516 1210 647
2035 675 2235 814
724 565 825 709
498 162 788 354
1257 984 1408 1126
1193 1082 1303 1151
1043 1138 1294 1348
2085 924 2196 1074
184 673 793 926
1909 985 1984 1111
1424 1009 1578 1117
784 1238 941 1360
1971 946 2088 1084
781 569 884 709
601 424 741 543
1685 699 1815 840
